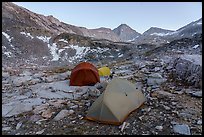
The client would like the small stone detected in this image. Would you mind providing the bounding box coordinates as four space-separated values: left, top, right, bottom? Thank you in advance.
30 114 41 122
2 127 11 131
190 91 202 98
173 124 191 135
154 67 160 71
70 105 78 109
88 87 101 97
197 119 202 125
147 108 151 112
178 112 192 119
16 121 23 130
53 109 69 121
171 121 179 125
147 87 152 92
85 102 91 107
68 109 74 115
33 104 49 114
138 116 144 121
41 109 53 119
36 129 45 134
171 102 177 105
155 126 163 131
163 105 171 110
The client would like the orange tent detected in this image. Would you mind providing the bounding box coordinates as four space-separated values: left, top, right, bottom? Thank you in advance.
70 62 100 86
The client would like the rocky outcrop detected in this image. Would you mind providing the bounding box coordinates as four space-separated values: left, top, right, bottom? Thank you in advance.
168 55 202 88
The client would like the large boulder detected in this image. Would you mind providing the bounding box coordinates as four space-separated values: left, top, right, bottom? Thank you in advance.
169 55 202 88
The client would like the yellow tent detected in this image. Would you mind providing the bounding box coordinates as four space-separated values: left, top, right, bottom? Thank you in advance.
85 78 146 125
98 67 111 76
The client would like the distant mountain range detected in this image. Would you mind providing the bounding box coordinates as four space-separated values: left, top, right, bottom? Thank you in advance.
2 2 202 67
2 2 202 44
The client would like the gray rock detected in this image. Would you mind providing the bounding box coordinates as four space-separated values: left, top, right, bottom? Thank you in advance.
155 126 163 131
53 109 69 121
30 80 87 99
16 121 23 130
68 109 74 115
11 75 32 87
58 71 71 80
154 67 160 72
171 56 202 88
2 72 10 78
154 90 174 97
29 78 41 85
197 119 202 125
171 102 177 105
94 81 108 92
2 126 12 131
19 70 32 77
190 91 202 98
140 68 150 74
162 105 171 110
36 129 45 135
33 72 44 78
147 73 167 86
2 98 45 117
48 99 67 108
30 115 42 122
88 87 101 97
178 112 192 119
70 105 78 109
33 104 49 114
173 124 191 135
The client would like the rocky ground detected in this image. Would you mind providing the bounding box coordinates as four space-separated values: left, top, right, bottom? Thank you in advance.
2 53 202 135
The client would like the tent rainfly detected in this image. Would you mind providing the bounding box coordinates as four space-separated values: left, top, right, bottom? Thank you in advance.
70 62 100 86
98 66 111 76
85 78 146 125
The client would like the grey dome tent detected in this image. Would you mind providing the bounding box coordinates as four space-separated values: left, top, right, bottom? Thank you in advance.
85 78 146 125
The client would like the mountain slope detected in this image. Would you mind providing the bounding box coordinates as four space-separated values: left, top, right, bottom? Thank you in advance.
2 2 121 42
113 24 141 42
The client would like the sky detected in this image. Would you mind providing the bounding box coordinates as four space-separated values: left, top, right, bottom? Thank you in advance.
13 2 202 34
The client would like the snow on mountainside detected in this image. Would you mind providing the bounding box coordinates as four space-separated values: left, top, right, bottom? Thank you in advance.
2 2 202 67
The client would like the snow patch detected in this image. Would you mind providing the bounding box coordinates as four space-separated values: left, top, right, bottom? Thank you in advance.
150 31 178 36
127 36 138 42
2 32 14 48
58 49 65 53
2 32 13 42
69 45 90 62
58 39 68 43
36 36 51 43
90 47 109 54
48 43 60 61
20 32 34 39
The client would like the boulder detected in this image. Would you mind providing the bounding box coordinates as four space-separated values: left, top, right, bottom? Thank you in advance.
53 109 69 121
147 73 167 86
173 124 191 135
170 55 202 88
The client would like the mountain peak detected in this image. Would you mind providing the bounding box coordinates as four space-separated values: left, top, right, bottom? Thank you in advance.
113 24 141 42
